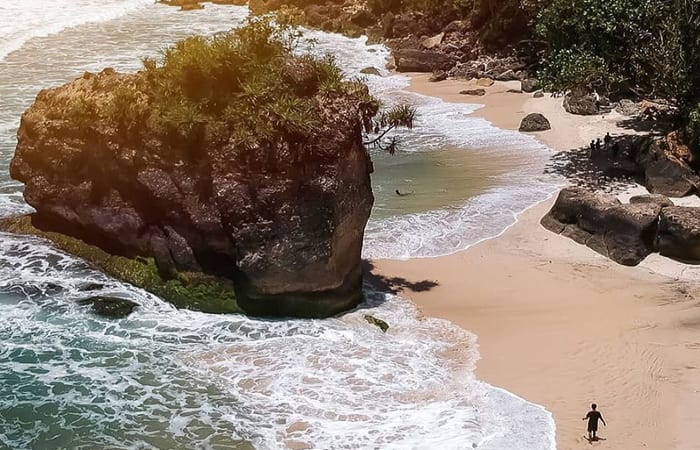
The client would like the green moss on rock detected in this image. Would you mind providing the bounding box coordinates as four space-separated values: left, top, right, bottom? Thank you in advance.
364 314 389 332
0 216 240 314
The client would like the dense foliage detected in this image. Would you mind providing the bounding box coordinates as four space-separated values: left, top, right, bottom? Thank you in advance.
535 0 700 142
95 17 415 156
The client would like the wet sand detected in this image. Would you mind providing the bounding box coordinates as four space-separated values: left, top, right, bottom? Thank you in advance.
371 74 700 449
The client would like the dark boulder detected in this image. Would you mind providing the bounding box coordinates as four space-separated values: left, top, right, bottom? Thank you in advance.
657 207 700 262
393 49 455 73
79 296 138 318
519 113 551 132
542 187 661 265
563 91 599 115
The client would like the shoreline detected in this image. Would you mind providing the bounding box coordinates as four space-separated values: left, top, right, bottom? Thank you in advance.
372 74 700 449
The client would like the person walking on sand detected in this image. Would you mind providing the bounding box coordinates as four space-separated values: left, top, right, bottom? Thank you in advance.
583 403 606 441
595 138 602 154
589 140 596 157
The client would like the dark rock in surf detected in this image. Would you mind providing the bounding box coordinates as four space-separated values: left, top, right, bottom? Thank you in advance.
364 314 389 333
360 67 382 76
79 296 138 318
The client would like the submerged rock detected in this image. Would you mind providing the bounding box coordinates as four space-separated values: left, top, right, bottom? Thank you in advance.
360 66 382 76
519 113 551 132
79 296 138 318
364 314 389 333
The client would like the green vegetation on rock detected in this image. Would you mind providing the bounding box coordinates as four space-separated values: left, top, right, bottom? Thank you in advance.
0 216 240 314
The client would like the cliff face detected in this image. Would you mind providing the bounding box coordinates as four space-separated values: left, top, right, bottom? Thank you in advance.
10 65 376 317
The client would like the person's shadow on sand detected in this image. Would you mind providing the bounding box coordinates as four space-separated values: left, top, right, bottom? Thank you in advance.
584 435 607 444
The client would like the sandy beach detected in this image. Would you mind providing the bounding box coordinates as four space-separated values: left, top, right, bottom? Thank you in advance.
371 74 700 449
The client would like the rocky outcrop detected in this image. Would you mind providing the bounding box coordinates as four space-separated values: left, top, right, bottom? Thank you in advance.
360 66 382 76
10 64 376 318
519 113 550 132
657 207 700 262
541 187 661 265
79 296 138 318
543 187 700 266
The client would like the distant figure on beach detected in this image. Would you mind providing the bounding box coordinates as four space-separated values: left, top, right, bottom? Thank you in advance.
604 132 612 148
395 189 411 197
583 403 606 441
595 138 602 154
589 140 596 157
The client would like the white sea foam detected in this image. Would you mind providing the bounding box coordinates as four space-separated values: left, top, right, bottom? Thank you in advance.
0 233 555 449
0 0 153 62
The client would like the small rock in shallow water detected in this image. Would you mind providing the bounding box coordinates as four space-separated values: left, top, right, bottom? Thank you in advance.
79 296 138 319
78 283 105 292
360 66 381 76
364 314 389 332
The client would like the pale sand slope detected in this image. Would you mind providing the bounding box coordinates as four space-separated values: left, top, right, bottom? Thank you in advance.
371 74 700 449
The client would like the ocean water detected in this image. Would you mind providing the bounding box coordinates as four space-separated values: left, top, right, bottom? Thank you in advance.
0 2 557 449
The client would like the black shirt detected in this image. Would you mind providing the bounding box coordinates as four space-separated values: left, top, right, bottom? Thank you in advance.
586 410 602 425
